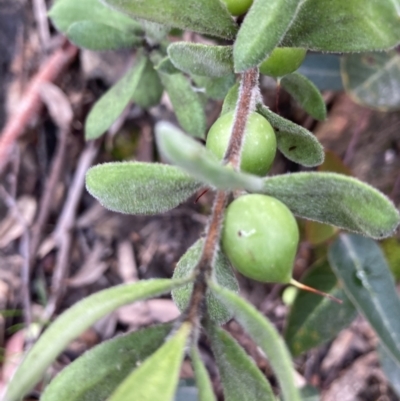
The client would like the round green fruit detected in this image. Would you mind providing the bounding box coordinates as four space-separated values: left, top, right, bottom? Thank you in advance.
171 239 239 325
221 194 299 283
206 111 277 176
259 47 307 78
221 0 253 16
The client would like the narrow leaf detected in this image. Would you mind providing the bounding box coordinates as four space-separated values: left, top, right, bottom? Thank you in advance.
103 0 238 39
300 385 320 401
256 105 324 167
155 57 180 75
41 324 173 401
280 73 327 120
341 51 400 111
155 122 264 192
193 74 236 100
207 323 275 401
4 279 188 401
285 260 357 356
67 21 142 51
259 172 400 239
191 347 217 401
233 0 304 71
282 0 400 52
85 162 202 215
108 323 191 401
158 71 206 138
378 343 400 397
221 83 239 115
329 234 400 364
168 43 233 77
85 56 146 140
211 285 302 401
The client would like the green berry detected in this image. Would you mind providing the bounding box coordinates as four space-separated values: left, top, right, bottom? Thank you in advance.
222 194 299 283
221 0 253 16
259 47 307 78
206 111 276 176
171 239 239 325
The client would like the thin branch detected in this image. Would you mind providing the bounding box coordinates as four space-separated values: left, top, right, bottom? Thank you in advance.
32 0 50 51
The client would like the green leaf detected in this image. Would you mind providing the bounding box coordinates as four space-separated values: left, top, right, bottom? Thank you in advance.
193 74 236 100
256 105 324 167
259 172 400 239
221 83 239 115
175 380 199 401
168 43 233 77
155 122 264 192
300 385 320 401
280 73 327 120
378 343 400 397
341 51 400 111
285 260 357 357
4 279 188 401
233 0 304 71
103 0 238 40
191 347 217 401
328 234 400 365
139 20 169 44
381 237 400 281
48 0 141 34
282 0 400 52
41 324 173 401
155 57 180 74
158 71 206 138
109 323 191 401
67 21 142 51
85 162 202 215
207 323 275 401
211 285 301 401
85 56 146 140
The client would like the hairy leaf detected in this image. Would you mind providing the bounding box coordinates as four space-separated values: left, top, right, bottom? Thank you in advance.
207 323 275 401
155 57 180 74
285 260 356 356
4 279 188 401
282 0 400 52
168 43 233 77
85 56 146 140
233 0 304 71
193 74 236 100
191 347 217 401
158 71 206 138
211 285 301 401
221 83 239 115
109 323 191 401
259 172 400 239
256 105 324 167
103 0 238 39
280 73 327 120
155 122 264 192
41 324 172 401
341 51 400 111
86 162 202 215
329 234 400 365
378 343 400 397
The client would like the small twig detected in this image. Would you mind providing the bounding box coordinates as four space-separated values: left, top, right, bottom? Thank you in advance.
32 0 50 51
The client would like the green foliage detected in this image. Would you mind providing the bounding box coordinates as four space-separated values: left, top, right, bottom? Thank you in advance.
85 162 202 215
378 343 400 397
190 348 217 401
193 74 236 100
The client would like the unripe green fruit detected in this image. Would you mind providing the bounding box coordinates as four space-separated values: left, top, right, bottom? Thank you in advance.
221 0 253 16
222 194 299 283
259 47 307 78
206 111 277 176
172 239 239 325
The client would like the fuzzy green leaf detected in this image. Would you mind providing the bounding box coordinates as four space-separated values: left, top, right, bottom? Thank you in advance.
85 56 146 140
109 323 191 401
285 260 357 357
233 0 304 71
158 72 206 138
168 43 234 77
103 0 238 39
193 74 236 100
155 122 264 192
259 172 400 239
155 57 180 75
191 347 217 401
48 0 141 34
282 0 400 52
341 51 400 111
280 73 327 120
85 162 202 215
211 285 301 401
378 343 400 397
221 83 239 115
207 323 275 401
41 324 172 401
4 279 188 401
256 105 324 167
329 234 400 365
